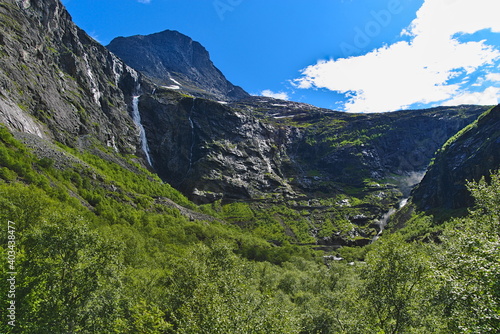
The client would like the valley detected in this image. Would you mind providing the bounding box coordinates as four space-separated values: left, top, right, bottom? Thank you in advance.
0 0 499 332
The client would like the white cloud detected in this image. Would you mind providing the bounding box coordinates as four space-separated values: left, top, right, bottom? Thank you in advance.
294 0 500 112
261 89 290 100
138 0 151 3
485 73 500 82
442 86 500 106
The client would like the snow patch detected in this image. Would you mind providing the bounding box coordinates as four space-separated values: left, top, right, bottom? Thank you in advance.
162 85 180 90
170 78 182 86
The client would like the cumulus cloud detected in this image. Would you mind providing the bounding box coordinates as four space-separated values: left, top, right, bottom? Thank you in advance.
261 89 290 100
294 0 500 113
442 86 500 106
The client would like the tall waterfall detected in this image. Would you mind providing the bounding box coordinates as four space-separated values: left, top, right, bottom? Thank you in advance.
132 95 153 167
187 98 196 171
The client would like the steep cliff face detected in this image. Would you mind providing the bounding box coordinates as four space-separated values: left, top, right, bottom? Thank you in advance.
107 30 249 102
412 105 500 216
228 98 486 194
136 87 296 203
0 0 495 226
0 0 145 157
292 105 487 190
134 86 486 204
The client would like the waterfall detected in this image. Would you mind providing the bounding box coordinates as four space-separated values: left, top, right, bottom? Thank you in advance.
132 95 153 167
372 197 409 242
187 98 196 171
83 53 101 105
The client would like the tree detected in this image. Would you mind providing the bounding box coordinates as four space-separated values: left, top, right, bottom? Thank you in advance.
433 171 500 333
19 211 126 333
164 241 301 333
361 235 439 333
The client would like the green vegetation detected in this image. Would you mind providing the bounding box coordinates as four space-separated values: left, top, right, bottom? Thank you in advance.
439 105 494 153
0 124 499 333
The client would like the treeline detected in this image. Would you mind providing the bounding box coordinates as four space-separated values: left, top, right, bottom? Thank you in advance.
0 125 499 333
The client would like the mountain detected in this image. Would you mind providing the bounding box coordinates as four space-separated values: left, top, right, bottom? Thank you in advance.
107 30 249 102
411 105 500 218
133 88 486 247
0 0 493 243
248 101 487 193
2 1 500 332
0 0 490 247
0 0 143 155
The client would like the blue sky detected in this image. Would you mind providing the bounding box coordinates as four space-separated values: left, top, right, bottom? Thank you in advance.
62 0 500 112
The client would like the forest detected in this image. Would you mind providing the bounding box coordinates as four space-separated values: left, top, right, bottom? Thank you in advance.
1 124 499 333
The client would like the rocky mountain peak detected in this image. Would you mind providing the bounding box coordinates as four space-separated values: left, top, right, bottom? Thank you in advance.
107 30 249 102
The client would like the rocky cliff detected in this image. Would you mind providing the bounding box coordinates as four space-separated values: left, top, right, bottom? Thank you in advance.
135 87 297 203
411 105 500 217
134 85 486 207
107 30 248 102
0 0 496 244
231 98 486 193
0 0 152 160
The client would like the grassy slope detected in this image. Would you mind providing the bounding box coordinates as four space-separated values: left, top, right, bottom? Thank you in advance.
1 124 499 333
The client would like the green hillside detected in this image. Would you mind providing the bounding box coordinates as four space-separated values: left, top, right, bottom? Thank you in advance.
1 124 499 333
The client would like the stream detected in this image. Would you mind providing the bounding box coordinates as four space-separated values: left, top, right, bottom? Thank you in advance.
372 198 408 242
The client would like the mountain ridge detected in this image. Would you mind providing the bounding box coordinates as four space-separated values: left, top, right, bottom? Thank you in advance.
411 104 500 219
0 0 496 245
107 30 249 102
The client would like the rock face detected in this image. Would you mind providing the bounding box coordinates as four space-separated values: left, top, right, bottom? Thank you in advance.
412 105 500 215
0 0 146 157
136 88 485 203
285 105 486 191
0 0 494 211
136 89 296 203
107 30 249 102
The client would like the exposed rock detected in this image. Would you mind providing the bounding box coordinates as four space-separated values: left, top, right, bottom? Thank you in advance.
0 97 45 138
0 0 141 155
155 197 220 222
107 30 249 102
412 105 500 217
134 82 486 203
290 105 487 187
137 87 296 202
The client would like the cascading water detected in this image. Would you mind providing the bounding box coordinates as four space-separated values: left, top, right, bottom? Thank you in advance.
132 95 153 167
187 98 196 172
372 198 409 242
